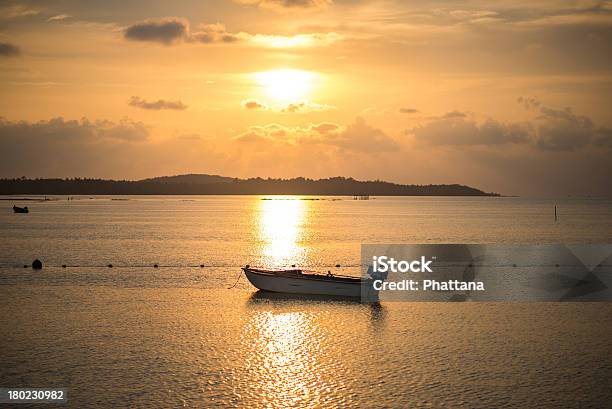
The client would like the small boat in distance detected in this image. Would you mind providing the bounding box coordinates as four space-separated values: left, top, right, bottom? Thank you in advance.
242 266 376 298
13 205 29 213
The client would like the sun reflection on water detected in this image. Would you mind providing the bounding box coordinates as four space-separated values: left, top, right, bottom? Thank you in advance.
258 197 308 267
241 311 325 408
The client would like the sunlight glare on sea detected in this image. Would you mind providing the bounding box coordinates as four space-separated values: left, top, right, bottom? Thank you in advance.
1 195 612 407
258 197 308 268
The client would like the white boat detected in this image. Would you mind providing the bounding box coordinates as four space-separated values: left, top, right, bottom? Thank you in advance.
242 266 374 298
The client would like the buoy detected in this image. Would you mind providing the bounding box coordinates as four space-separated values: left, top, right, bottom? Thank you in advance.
62 264 67 268
512 263 517 267
200 264 205 268
291 264 296 268
32 259 42 270
108 264 113 268
335 264 341 268
153 264 158 268
23 264 28 268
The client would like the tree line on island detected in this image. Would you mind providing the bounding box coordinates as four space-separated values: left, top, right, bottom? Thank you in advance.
0 174 500 196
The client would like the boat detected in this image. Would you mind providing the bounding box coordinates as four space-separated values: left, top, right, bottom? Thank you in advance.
242 265 381 298
13 205 29 213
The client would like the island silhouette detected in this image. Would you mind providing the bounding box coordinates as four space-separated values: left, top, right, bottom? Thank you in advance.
0 175 500 196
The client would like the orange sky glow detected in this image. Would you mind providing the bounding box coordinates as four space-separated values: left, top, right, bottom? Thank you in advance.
1 0 611 196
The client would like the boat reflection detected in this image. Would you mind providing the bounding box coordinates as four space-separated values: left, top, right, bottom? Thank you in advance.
247 289 362 304
258 197 308 267
247 291 386 327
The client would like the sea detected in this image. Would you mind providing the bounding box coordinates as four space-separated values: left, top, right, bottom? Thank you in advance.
1 195 611 407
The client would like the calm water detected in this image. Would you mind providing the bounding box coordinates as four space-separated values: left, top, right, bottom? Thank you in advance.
1 196 612 407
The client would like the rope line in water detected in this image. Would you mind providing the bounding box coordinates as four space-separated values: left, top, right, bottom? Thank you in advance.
4 263 611 269
5 264 358 269
227 269 243 289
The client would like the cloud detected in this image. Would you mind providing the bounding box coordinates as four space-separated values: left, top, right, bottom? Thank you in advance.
234 123 289 143
324 2 612 76
235 117 399 153
235 122 345 143
0 117 226 179
0 4 40 20
517 96 541 111
411 101 612 153
241 99 335 113
594 128 612 148
123 18 335 48
411 114 530 146
1 114 609 196
441 110 467 119
241 99 268 110
399 107 419 114
0 42 20 57
517 98 610 152
311 122 340 134
191 23 244 44
281 101 335 113
535 106 595 151
330 117 400 152
0 117 148 144
249 32 341 47
47 14 71 22
128 96 187 111
124 17 337 48
235 0 333 12
93 119 149 141
124 17 189 45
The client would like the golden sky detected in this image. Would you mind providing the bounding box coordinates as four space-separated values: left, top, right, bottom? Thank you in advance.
1 0 611 196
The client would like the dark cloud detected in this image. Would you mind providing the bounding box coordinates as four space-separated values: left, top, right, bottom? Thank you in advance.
0 117 225 179
516 98 608 151
241 99 268 110
0 117 148 176
412 115 530 146
412 101 611 153
129 96 187 111
124 18 188 45
124 19 245 45
594 128 612 148
221 34 241 43
0 117 148 143
399 107 419 114
0 42 20 57
536 106 595 151
441 110 467 119
517 96 541 111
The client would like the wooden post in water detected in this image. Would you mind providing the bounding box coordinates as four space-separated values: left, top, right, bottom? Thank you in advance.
554 205 557 222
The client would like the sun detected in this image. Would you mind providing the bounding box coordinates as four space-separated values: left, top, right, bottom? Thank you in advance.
255 69 315 104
